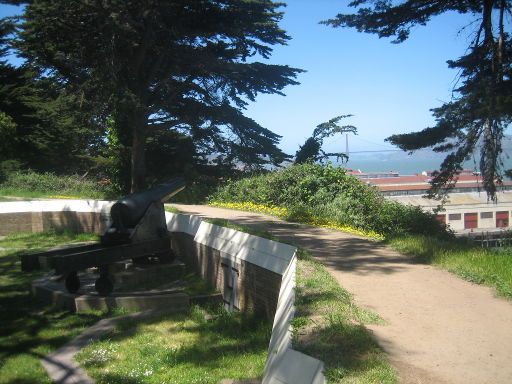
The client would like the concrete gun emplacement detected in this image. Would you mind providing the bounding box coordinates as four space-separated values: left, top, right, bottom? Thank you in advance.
21 178 185 296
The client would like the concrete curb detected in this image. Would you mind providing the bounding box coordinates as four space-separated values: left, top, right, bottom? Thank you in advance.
41 310 161 384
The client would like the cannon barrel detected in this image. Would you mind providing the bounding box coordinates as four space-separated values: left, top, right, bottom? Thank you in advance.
109 178 185 230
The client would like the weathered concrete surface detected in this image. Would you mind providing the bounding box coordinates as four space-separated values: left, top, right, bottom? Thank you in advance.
174 204 512 384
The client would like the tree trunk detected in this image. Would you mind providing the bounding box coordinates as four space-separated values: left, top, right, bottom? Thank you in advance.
130 110 147 193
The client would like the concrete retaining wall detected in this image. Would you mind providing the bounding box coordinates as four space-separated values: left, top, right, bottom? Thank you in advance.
168 215 294 319
165 212 325 384
0 200 112 235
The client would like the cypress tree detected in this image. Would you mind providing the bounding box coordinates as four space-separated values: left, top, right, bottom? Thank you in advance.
11 0 303 192
324 1 512 200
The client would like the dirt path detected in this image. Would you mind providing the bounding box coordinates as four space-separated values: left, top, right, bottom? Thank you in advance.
173 204 512 384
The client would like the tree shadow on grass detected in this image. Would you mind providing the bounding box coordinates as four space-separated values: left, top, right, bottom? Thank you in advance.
295 320 390 382
6 379 47 384
81 373 140 384
77 309 270 383
294 290 340 308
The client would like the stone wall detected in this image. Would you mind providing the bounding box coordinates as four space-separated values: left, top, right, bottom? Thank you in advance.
168 217 289 320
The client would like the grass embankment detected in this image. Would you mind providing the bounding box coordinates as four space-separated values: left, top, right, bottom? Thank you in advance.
388 235 512 299
0 170 111 200
0 231 103 384
295 249 396 383
196 219 397 383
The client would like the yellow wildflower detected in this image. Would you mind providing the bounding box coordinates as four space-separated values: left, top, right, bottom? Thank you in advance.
209 201 384 241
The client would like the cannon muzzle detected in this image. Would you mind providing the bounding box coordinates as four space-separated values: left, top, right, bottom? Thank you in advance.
109 178 185 230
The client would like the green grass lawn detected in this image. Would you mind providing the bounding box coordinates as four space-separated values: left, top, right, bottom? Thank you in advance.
388 235 512 299
76 307 270 384
0 231 103 384
0 223 399 383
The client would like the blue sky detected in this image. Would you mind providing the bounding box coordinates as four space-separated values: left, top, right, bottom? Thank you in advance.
244 1 474 155
1 1 476 155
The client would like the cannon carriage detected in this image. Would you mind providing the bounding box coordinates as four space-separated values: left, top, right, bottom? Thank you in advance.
21 178 185 296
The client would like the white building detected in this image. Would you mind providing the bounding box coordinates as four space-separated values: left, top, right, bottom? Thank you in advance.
349 169 512 233
387 192 512 233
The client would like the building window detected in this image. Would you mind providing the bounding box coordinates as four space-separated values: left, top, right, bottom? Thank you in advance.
464 213 478 229
496 211 509 228
448 213 461 221
480 212 493 219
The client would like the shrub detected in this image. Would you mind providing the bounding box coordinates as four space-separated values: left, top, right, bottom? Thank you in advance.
0 170 111 199
211 163 447 238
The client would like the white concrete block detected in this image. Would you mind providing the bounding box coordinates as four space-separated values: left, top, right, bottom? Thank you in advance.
238 247 290 275
264 349 325 384
277 258 296 304
199 233 242 256
267 290 294 357
241 236 296 262
165 212 203 235
187 215 203 235
0 200 113 214
192 221 298 274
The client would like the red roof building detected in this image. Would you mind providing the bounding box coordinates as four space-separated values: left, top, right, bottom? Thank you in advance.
350 169 512 196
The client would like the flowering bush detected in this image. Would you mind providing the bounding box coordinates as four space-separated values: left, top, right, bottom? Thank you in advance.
209 163 447 239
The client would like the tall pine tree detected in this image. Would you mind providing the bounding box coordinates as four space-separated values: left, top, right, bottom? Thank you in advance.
10 0 302 192
324 1 512 200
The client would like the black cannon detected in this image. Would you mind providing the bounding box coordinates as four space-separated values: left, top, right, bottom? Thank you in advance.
21 178 185 296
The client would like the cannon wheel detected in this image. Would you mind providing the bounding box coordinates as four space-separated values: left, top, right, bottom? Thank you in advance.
95 275 114 296
65 271 80 293
157 250 175 264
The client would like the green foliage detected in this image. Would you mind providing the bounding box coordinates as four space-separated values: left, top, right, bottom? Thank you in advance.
212 163 447 238
324 1 512 200
295 137 322 164
0 111 16 159
0 62 103 175
0 16 104 177
0 159 22 183
0 170 112 199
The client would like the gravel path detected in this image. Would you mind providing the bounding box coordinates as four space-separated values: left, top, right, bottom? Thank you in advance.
174 204 512 384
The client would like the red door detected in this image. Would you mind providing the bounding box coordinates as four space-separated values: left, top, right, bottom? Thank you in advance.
464 213 478 229
496 211 509 228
